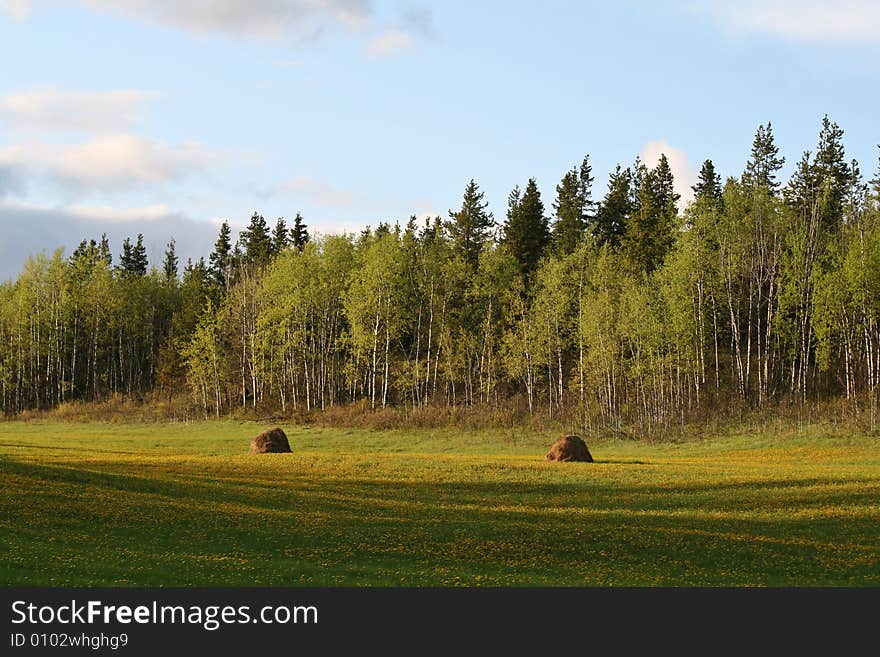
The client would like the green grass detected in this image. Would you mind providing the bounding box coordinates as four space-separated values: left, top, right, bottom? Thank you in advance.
1 421 878 586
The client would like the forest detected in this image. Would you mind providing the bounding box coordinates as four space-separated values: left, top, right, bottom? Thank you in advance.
2 116 879 436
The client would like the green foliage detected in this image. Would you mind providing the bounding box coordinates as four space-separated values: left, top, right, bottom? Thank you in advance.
119 233 148 276
291 212 310 250
209 220 233 292
2 115 879 435
743 122 784 194
692 159 723 210
594 165 631 248
551 155 594 255
445 179 495 270
625 154 680 273
270 217 289 256
163 239 178 281
501 177 549 278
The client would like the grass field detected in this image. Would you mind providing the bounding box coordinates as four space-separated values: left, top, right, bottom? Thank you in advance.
1 421 878 586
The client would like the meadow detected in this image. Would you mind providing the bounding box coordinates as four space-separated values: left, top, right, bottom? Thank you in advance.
1 421 878 586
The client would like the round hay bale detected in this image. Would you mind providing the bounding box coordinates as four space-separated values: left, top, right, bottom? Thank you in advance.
250 427 292 454
545 435 593 462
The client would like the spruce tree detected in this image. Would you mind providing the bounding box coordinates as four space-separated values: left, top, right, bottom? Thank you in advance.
209 221 232 290
626 156 680 273
71 239 99 268
594 165 632 249
271 217 289 256
502 178 549 276
784 117 852 232
163 239 178 281
120 234 148 275
692 159 723 209
551 155 594 255
871 146 880 202
812 115 851 229
445 179 494 269
99 233 112 265
743 122 785 194
291 212 310 250
652 154 680 216
240 212 272 268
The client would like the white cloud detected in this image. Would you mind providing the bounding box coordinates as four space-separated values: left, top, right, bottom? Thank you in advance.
0 0 29 20
276 175 371 208
87 0 369 39
7 0 370 40
694 0 880 44
0 198 222 280
10 2 433 55
0 133 216 191
639 140 697 206
66 203 174 221
0 87 156 132
366 27 414 58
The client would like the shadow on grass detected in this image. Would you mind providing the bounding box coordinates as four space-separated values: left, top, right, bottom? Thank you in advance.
2 457 878 586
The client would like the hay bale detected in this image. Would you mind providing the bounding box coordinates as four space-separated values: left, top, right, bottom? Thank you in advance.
545 435 593 462
250 427 292 454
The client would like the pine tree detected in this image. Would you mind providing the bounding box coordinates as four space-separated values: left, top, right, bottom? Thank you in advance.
630 157 648 213
812 115 851 229
785 117 851 232
871 146 880 203
271 218 289 256
445 179 495 269
743 122 785 194
653 154 680 216
626 156 680 273
692 159 723 209
240 212 272 268
502 178 549 276
594 165 631 249
209 221 232 291
290 212 310 250
71 239 99 268
99 233 112 265
785 150 816 211
120 234 148 276
551 155 594 255
163 239 178 281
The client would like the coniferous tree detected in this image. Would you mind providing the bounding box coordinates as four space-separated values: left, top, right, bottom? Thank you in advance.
594 165 632 248
692 159 723 209
163 239 178 281
871 147 880 203
209 221 233 291
290 212 310 250
99 233 112 265
71 238 100 267
652 154 680 216
630 157 648 213
551 155 594 255
626 156 679 273
240 212 272 268
271 218 289 256
120 234 148 276
785 117 851 232
446 179 494 269
812 115 851 230
743 122 785 194
502 178 549 276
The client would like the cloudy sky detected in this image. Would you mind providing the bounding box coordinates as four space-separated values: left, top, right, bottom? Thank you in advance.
1 0 878 279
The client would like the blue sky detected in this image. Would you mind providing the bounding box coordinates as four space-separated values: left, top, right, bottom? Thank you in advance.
1 0 878 278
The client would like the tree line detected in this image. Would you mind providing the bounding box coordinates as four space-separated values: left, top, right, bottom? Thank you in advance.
2 117 879 434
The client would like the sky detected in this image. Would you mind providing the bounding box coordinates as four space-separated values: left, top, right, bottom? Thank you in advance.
0 0 878 280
